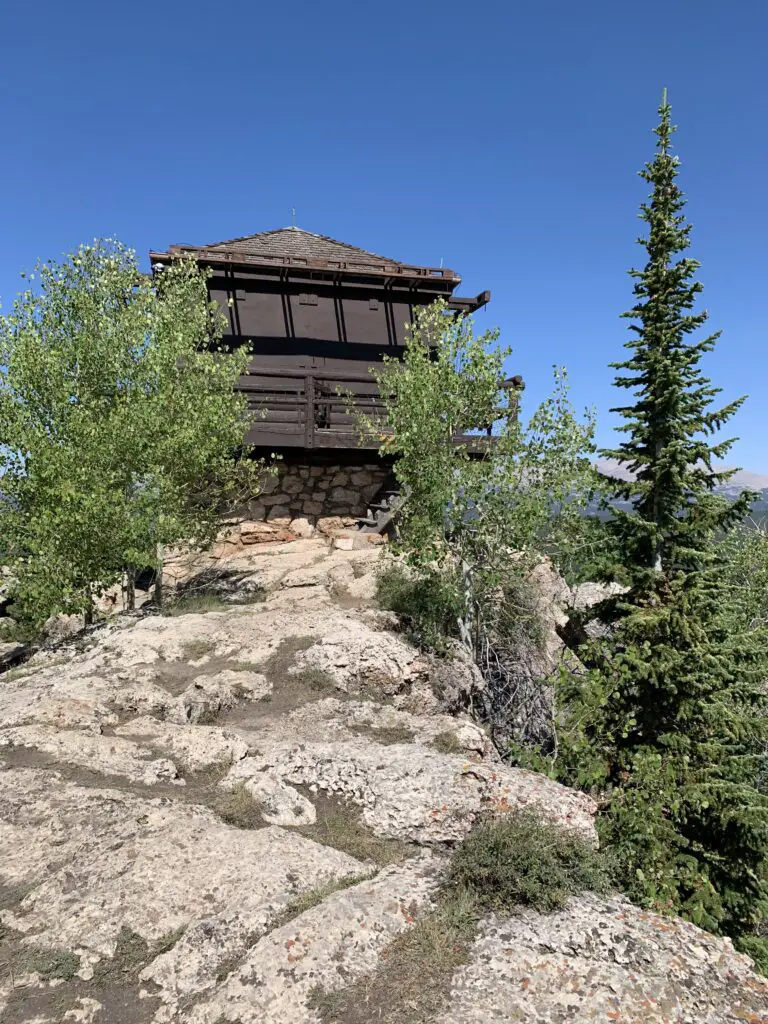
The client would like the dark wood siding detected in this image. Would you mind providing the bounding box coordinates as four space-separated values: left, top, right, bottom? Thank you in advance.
209 271 446 449
343 294 387 344
289 286 338 340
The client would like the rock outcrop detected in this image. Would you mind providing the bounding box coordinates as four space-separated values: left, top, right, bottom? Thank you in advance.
0 537 765 1023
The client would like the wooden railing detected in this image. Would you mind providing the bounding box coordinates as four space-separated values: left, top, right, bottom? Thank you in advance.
236 368 522 450
236 368 385 449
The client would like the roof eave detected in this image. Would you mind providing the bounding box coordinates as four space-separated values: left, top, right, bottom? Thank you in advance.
447 290 491 313
148 247 462 286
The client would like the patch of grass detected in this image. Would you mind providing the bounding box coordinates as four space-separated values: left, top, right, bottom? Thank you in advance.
11 946 81 982
153 926 186 956
226 658 264 674
349 723 414 746
273 872 375 931
181 638 217 661
309 889 478 1024
444 811 610 914
0 881 35 913
311 812 610 1024
298 792 414 867
162 594 230 617
91 927 151 985
430 730 464 755
0 923 169 1024
208 926 264 984
292 666 337 693
214 782 264 830
214 950 248 984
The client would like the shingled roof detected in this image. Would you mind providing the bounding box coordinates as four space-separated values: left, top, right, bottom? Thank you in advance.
169 227 403 270
152 225 464 285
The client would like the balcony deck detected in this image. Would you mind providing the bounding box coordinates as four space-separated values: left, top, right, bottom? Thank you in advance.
237 368 514 452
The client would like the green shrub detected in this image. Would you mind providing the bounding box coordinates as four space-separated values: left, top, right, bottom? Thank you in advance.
162 593 230 616
376 562 462 651
444 811 610 914
310 812 608 1024
735 935 768 976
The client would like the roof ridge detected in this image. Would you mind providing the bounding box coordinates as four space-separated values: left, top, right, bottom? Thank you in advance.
192 226 293 250
281 227 402 265
180 226 404 266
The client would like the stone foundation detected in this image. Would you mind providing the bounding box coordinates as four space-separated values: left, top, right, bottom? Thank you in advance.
219 460 392 548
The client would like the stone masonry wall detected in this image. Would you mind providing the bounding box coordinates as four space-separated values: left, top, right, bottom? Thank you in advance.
217 461 391 548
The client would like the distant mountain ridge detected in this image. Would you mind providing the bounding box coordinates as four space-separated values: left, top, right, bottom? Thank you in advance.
595 459 768 522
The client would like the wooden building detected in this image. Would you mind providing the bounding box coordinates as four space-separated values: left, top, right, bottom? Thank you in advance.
149 226 491 455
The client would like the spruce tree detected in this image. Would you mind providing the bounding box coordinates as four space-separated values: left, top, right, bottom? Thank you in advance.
568 94 768 958
602 90 752 579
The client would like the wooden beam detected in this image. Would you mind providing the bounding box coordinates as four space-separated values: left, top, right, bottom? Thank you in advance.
447 290 491 313
149 248 461 286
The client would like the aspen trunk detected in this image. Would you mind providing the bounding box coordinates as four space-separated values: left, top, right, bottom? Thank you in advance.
126 567 136 611
154 544 164 610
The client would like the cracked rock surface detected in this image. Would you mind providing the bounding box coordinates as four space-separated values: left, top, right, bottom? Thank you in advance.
0 538 765 1023
437 893 768 1023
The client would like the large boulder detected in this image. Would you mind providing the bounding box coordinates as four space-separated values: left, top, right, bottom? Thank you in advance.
438 893 768 1023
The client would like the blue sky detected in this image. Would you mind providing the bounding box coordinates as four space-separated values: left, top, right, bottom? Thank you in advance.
1 0 766 469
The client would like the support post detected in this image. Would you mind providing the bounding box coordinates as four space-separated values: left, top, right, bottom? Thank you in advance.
305 374 315 448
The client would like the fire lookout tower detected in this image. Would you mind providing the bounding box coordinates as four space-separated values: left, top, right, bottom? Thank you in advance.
149 226 514 535
150 226 492 455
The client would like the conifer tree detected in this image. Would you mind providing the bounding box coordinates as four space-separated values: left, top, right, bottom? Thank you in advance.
561 95 768 960
602 90 752 581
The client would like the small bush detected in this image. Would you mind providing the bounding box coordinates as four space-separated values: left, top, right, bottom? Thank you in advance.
214 783 263 829
0 615 40 645
444 811 610 914
736 935 768 977
376 562 462 651
310 812 608 1024
293 666 337 693
431 730 464 755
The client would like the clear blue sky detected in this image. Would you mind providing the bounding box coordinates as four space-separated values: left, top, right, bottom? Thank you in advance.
1 1 766 469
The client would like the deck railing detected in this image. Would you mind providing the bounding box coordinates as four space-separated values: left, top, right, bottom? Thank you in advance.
236 368 521 450
236 368 385 449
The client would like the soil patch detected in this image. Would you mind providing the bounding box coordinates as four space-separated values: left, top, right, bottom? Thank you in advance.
149 652 254 700
0 924 180 1024
0 744 253 827
219 636 343 730
296 788 416 867
331 588 373 612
